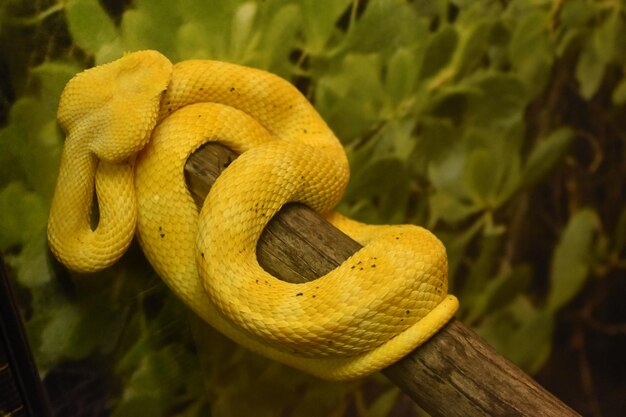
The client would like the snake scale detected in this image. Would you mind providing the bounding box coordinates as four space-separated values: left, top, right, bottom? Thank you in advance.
47 50 459 380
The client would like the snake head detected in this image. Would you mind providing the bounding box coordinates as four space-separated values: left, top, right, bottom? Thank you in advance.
57 50 173 162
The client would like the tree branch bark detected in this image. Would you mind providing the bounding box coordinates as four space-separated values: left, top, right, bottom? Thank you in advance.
184 142 580 417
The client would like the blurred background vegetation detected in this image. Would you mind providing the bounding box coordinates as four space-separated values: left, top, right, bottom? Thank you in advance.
0 0 625 416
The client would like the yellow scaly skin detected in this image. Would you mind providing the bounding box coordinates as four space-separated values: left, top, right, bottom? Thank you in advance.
48 50 459 380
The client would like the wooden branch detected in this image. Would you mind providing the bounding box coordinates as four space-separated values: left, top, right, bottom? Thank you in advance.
184 143 581 417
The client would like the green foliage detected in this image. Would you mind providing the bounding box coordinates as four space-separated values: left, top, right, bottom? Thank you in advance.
0 183 47 250
1 0 625 415
547 209 599 312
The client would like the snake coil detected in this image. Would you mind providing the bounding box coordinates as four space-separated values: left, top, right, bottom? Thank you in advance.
48 50 458 380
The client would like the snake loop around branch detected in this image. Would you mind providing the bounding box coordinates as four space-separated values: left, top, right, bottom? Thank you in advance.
48 50 459 380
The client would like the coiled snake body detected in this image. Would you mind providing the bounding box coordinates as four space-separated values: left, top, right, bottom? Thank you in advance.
48 51 459 380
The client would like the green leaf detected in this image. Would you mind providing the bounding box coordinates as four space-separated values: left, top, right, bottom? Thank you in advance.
559 0 597 29
385 47 421 108
346 0 426 56
0 97 63 199
372 119 417 161
174 0 236 61
300 0 351 54
464 148 499 206
419 25 459 81
454 20 494 79
368 388 400 417
429 192 480 225
547 209 598 312
427 81 485 126
476 297 553 374
30 61 82 110
465 264 532 324
466 73 527 130
65 0 117 55
484 264 532 316
507 308 554 374
412 117 458 176
228 2 260 63
38 303 82 367
13 234 53 288
0 182 47 250
508 9 553 97
177 21 216 60
0 131 21 188
67 298 129 359
343 156 410 224
460 233 501 319
576 44 605 99
316 54 385 140
257 4 302 75
521 127 573 188
427 142 468 199
593 9 623 65
438 218 484 283
119 0 183 61
612 76 626 105
466 231 501 287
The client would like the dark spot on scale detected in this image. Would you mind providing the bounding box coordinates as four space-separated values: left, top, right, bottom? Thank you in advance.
303 129 307 133
199 87 204 91
158 226 162 231
396 237 400 240
371 264 376 268
406 310 410 315
160 233 165 238
256 279 259 283
167 107 172 112
327 340 334 345
230 87 235 92
200 252 205 258
359 267 364 270
289 105 293 109
312 295 316 298
351 265 355 269
357 261 362 265
296 292 303 297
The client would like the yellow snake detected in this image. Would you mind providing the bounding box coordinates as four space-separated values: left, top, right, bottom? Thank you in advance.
47 50 459 380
